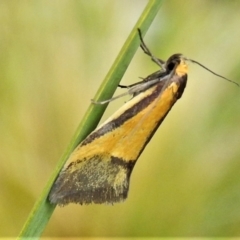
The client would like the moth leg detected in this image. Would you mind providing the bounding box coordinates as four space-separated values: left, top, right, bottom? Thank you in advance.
118 84 129 88
91 91 131 105
137 28 165 70
92 77 161 105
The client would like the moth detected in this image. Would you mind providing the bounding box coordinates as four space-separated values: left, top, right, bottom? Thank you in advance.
49 29 238 205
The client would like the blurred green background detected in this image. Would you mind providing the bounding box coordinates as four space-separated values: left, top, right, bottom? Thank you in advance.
1 0 240 237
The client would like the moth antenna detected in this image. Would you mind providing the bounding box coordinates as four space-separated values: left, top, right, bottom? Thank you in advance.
187 58 239 87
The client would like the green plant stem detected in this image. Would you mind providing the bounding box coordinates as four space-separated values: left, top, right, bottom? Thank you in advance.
17 0 163 238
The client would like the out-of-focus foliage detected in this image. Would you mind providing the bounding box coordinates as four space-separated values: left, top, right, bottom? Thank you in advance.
1 0 240 237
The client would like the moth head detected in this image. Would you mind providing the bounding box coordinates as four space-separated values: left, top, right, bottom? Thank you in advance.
165 54 188 76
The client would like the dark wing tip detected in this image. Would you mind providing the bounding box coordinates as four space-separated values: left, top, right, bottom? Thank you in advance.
48 184 129 206
48 156 134 206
